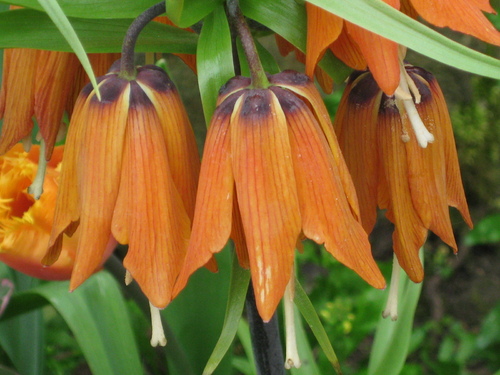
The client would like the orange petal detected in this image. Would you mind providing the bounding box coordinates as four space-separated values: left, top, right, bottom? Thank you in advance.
271 72 360 220
173 92 241 298
334 72 384 234
35 51 79 160
68 78 130 291
137 66 200 220
231 191 250 269
0 48 38 154
409 0 500 45
231 90 301 321
345 22 400 95
275 86 385 289
378 105 427 282
112 82 191 308
329 28 367 71
426 72 472 228
305 2 344 78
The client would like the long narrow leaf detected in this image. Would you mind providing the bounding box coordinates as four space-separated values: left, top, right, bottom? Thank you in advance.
32 271 143 375
37 0 100 98
1 0 157 18
203 254 251 375
197 5 234 125
368 250 424 375
0 9 198 53
294 277 342 375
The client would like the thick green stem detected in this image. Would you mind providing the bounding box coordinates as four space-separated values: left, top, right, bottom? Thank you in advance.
119 1 166 79
227 0 269 88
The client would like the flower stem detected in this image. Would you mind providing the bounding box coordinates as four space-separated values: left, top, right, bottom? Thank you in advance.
245 284 285 375
119 1 166 79
227 0 269 88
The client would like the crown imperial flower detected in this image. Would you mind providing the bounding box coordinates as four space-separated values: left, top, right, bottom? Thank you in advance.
43 63 200 309
174 70 385 321
334 63 473 282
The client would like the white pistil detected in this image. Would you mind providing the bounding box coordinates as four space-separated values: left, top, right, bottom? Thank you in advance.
125 270 133 285
382 254 401 321
395 63 434 148
284 277 301 370
28 139 47 200
149 302 167 347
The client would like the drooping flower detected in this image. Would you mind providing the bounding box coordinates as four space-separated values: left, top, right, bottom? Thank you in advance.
0 144 78 280
43 63 200 310
174 71 385 321
305 0 500 95
334 62 473 283
0 44 119 159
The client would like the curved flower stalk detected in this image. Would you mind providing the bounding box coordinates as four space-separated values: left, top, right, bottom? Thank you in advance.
174 70 385 322
0 49 120 160
334 63 473 283
43 63 200 310
0 145 78 280
305 0 500 95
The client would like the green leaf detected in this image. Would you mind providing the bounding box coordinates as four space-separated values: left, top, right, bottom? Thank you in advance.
0 9 198 53
306 0 500 79
368 251 424 375
290 304 321 375
203 254 251 375
165 250 233 375
166 0 223 28
30 271 142 375
294 277 342 374
37 0 100 99
237 39 280 76
239 0 352 83
197 5 235 125
0 272 44 375
2 0 157 18
464 213 500 246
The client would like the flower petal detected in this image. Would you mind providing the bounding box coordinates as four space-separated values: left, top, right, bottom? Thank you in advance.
231 90 301 321
113 82 191 308
409 0 500 45
305 2 343 78
0 48 38 154
68 78 130 290
275 87 385 289
378 105 427 282
173 92 241 298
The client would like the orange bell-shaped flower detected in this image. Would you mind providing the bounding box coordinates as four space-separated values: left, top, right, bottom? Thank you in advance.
334 63 473 282
44 63 200 309
174 71 385 321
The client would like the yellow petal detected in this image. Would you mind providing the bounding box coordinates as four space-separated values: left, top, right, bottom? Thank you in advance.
231 89 301 321
275 86 385 289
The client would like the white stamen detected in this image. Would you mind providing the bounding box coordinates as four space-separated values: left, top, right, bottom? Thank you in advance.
283 277 301 369
395 63 434 148
28 139 47 200
149 302 167 347
125 270 133 285
382 254 401 321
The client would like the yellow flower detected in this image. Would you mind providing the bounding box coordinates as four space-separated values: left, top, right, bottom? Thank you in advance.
0 144 78 280
174 71 385 321
43 64 200 309
334 64 473 282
